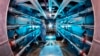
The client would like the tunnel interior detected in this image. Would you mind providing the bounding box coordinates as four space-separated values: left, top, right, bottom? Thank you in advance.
7 0 94 56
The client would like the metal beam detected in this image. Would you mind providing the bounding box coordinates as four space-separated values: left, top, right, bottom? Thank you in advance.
11 28 40 46
60 7 93 21
8 7 41 24
9 7 23 15
15 29 40 56
52 0 59 7
30 0 47 19
61 24 94 30
17 3 37 10
67 1 86 14
7 25 21 30
67 7 93 23
57 28 87 56
7 24 40 30
54 0 71 19
72 0 86 3
48 0 52 12
78 25 94 29
15 0 29 3
59 27 92 45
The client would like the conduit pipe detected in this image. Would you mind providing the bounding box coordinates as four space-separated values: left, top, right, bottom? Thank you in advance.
59 27 92 45
57 28 87 56
9 29 40 47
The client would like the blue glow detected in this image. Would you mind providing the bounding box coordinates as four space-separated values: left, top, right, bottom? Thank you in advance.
49 0 52 12
39 45 63 56
61 24 72 28
46 35 56 40
48 23 53 29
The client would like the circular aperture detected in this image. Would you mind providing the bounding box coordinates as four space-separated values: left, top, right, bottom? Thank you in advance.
7 0 94 56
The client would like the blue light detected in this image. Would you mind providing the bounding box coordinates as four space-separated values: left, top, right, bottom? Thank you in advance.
49 0 52 12
46 35 56 40
29 25 40 29
61 24 72 28
48 23 53 29
47 54 55 56
39 45 63 56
